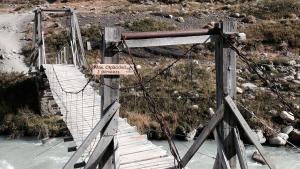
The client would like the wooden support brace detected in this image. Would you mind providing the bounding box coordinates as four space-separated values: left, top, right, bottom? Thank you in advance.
84 113 118 169
63 101 120 169
209 108 231 169
225 96 277 169
233 128 248 169
180 105 224 168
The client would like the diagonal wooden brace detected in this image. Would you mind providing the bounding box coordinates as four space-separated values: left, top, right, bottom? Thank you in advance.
63 101 120 169
233 128 248 169
225 96 277 169
84 112 118 169
180 105 224 168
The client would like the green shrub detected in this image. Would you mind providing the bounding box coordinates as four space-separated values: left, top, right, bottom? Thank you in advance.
126 18 176 32
241 20 300 48
258 0 300 19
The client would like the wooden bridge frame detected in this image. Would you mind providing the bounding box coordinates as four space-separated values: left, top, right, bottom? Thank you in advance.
29 8 88 73
81 22 276 169
31 11 278 169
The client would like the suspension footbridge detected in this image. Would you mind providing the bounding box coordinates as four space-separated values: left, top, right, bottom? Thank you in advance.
42 64 175 169
29 7 278 169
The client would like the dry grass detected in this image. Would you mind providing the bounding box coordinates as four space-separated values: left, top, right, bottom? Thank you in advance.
119 58 215 138
125 18 177 32
233 0 300 20
0 108 69 139
241 20 300 48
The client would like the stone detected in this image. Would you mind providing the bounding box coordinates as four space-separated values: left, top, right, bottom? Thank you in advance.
253 129 266 144
252 151 266 165
185 129 197 141
236 87 243 94
290 129 300 146
242 15 256 24
293 103 300 110
191 105 199 110
230 13 240 18
175 17 184 23
136 65 142 69
269 133 288 146
167 14 173 19
0 54 3 60
292 80 300 84
283 75 294 81
281 126 294 135
241 83 258 91
296 72 300 80
286 13 298 19
288 60 297 66
279 111 295 122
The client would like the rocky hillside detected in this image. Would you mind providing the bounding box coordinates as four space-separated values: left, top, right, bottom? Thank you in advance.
1 0 299 147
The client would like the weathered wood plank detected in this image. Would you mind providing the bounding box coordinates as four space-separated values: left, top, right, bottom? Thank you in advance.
63 101 120 169
233 128 248 169
180 105 224 167
225 96 277 169
124 35 211 48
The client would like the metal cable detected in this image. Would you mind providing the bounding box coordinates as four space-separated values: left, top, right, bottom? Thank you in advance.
121 39 204 169
237 102 300 152
218 30 298 117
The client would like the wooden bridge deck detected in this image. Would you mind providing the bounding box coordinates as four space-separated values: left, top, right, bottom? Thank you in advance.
43 64 175 169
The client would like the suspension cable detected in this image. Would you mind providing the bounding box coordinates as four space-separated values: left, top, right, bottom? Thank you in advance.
120 39 205 168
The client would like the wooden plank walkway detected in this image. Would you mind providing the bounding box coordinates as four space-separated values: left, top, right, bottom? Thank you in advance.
43 64 175 169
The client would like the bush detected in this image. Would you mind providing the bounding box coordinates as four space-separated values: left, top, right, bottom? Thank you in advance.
258 0 300 19
126 18 176 32
241 20 300 48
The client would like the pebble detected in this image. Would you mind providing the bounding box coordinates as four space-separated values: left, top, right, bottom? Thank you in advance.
281 126 294 135
279 111 295 122
175 17 185 23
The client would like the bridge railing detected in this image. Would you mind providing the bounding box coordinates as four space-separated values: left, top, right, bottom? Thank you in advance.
28 8 88 73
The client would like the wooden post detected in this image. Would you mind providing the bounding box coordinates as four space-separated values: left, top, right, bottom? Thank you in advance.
98 27 121 169
37 10 42 68
215 21 237 169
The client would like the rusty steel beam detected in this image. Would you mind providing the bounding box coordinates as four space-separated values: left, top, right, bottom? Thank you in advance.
121 29 213 40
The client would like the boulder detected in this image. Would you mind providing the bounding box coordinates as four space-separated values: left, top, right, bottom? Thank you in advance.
185 129 197 141
175 17 185 23
241 83 258 91
242 15 256 24
252 151 266 165
236 87 243 94
0 54 3 60
290 129 300 146
281 126 294 135
283 75 294 81
279 111 295 122
269 133 288 146
289 129 300 146
253 129 266 144
296 72 300 80
230 13 241 18
269 110 278 116
191 105 199 110
288 60 297 66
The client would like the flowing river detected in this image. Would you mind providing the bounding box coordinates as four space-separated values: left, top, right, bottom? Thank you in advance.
0 137 299 169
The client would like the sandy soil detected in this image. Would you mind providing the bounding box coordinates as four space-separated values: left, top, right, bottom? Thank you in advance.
0 12 32 73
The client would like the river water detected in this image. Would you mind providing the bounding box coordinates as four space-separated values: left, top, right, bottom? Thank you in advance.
0 137 299 169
